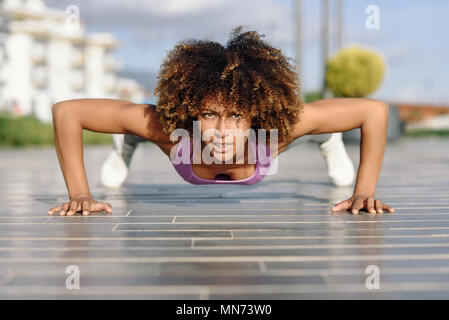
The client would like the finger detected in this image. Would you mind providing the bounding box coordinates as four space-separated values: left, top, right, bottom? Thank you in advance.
375 199 383 213
331 200 352 212
367 197 376 214
383 204 395 213
48 206 62 215
82 200 90 216
60 202 70 216
351 199 364 214
90 201 102 212
67 200 78 216
105 203 113 214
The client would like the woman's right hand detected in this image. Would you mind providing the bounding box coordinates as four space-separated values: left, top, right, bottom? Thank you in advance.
47 196 113 216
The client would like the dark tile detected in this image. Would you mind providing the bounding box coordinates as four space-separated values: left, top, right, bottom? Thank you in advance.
115 222 346 232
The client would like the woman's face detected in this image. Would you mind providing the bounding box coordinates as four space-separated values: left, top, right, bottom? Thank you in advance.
197 96 252 164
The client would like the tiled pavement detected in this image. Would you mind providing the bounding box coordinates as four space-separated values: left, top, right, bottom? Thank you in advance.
0 136 448 299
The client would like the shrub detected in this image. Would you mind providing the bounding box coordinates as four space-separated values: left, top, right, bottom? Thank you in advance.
0 112 112 147
325 45 386 97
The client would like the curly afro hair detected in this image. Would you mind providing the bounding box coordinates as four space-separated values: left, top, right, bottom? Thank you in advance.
153 25 304 143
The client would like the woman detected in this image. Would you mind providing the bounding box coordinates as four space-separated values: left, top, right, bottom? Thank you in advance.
48 26 394 216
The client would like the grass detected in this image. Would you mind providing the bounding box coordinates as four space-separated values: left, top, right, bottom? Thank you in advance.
0 112 113 147
405 129 449 137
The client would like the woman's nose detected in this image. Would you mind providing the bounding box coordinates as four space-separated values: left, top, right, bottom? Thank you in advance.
215 119 237 143
216 118 228 138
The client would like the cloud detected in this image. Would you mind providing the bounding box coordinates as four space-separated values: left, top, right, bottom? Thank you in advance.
43 0 295 47
45 0 229 16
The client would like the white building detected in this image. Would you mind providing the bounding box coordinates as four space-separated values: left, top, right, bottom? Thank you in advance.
0 0 147 123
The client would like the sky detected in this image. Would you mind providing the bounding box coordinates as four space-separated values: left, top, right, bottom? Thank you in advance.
43 0 449 105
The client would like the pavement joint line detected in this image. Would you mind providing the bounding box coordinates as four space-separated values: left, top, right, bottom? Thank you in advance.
95 214 350 217
5 242 449 251
240 199 301 202
0 216 58 220
4 253 449 263
51 208 336 212
6 267 449 276
0 222 122 225
181 243 449 249
113 225 449 232
104 221 346 225
114 208 338 212
1 233 449 241
345 219 449 223
116 229 240 232
343 226 449 231
0 237 233 241
8 267 449 277
231 234 449 240
391 203 449 205
5 212 446 218
391 207 449 209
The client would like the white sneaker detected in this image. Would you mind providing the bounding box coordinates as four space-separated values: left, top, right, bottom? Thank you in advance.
100 134 137 188
319 132 355 187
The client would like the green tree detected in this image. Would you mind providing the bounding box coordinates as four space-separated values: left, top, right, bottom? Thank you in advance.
325 45 386 98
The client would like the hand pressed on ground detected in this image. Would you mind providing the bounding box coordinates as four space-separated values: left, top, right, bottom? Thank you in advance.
331 194 395 214
47 196 112 216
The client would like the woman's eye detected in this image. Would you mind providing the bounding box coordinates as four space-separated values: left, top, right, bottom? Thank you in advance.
202 113 214 118
232 114 242 119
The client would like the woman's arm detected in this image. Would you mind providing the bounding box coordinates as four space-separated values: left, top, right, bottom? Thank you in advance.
289 97 394 214
50 98 170 215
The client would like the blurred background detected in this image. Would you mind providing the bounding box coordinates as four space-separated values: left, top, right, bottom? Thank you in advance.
0 0 448 147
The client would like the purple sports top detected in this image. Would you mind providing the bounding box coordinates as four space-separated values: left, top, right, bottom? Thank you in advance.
171 136 274 185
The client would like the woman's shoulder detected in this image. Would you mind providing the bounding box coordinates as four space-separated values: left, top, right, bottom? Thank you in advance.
157 134 193 158
262 136 291 158
120 103 171 144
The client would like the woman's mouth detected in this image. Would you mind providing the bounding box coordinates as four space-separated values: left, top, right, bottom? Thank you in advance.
212 142 233 153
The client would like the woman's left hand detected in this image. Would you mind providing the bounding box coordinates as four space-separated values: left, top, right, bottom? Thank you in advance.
331 194 395 214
